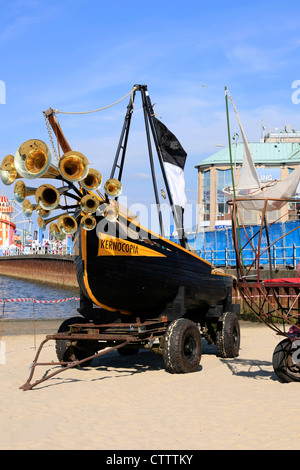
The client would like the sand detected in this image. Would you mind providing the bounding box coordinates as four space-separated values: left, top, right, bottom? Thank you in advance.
0 319 299 450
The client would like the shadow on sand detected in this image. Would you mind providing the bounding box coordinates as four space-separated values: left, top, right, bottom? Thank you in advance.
29 339 278 391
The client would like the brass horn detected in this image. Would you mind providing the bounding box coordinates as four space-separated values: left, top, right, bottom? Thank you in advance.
14 181 37 203
22 199 35 218
37 207 51 219
104 204 119 222
22 199 50 219
57 214 78 235
49 222 66 241
81 168 102 191
58 151 89 182
14 139 60 179
79 194 100 214
37 213 64 231
35 184 69 211
37 211 72 231
80 214 96 231
104 178 122 197
0 155 22 186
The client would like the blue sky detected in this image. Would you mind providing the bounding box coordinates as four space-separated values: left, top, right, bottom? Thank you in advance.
1 0 300 234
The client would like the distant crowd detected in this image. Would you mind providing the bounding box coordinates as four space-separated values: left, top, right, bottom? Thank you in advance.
0 242 73 256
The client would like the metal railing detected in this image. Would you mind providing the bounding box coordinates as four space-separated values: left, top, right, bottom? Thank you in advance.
2 239 300 268
0 245 74 256
195 244 300 269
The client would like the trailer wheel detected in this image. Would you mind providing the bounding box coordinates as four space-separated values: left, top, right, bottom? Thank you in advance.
216 312 240 358
163 318 202 374
55 317 96 366
272 338 300 383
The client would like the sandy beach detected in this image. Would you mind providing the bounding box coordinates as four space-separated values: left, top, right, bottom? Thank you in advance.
0 319 299 451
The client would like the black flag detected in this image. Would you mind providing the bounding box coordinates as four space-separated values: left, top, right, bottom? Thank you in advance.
153 117 187 208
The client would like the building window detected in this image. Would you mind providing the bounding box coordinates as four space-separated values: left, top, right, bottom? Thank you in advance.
202 170 210 221
217 169 231 218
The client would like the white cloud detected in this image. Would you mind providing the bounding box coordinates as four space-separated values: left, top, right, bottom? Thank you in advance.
0 2 58 45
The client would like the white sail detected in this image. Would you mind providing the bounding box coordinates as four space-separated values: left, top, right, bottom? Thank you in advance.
223 95 300 212
231 99 261 191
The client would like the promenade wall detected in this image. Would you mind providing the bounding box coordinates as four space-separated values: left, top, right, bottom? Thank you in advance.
0 255 78 289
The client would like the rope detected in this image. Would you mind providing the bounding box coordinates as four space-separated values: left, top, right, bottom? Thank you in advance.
54 86 137 115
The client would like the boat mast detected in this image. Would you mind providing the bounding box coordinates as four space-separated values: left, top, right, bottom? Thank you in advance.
141 86 186 248
110 84 186 247
109 86 164 235
109 88 136 183
225 87 244 277
139 85 165 238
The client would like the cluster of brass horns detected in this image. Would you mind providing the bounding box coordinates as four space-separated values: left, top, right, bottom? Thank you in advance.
0 139 90 185
1 139 123 241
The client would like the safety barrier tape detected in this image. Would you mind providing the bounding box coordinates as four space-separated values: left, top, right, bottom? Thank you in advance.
2 294 298 305
0 297 79 304
3 295 296 303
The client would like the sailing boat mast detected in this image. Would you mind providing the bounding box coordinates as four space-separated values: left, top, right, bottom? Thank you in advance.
225 87 245 276
110 88 136 183
110 84 186 247
141 86 186 248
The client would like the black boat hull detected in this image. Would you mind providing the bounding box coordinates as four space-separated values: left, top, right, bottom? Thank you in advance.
74 213 233 320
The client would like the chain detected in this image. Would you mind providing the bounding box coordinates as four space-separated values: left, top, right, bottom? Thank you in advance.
43 110 59 165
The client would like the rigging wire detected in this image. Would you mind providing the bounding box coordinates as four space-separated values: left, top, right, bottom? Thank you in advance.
54 87 137 115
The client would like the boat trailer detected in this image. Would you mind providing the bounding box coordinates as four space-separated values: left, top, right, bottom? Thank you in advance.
20 318 168 391
20 305 240 391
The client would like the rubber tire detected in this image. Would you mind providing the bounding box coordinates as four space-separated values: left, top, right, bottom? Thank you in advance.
163 318 202 374
272 338 300 383
216 312 240 358
55 316 95 366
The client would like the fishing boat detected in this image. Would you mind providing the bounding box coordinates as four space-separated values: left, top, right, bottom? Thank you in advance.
1 85 241 389
72 85 235 322
0 84 236 322
75 204 234 320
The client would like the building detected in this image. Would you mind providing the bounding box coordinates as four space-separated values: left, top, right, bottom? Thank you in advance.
0 195 16 248
195 126 300 231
